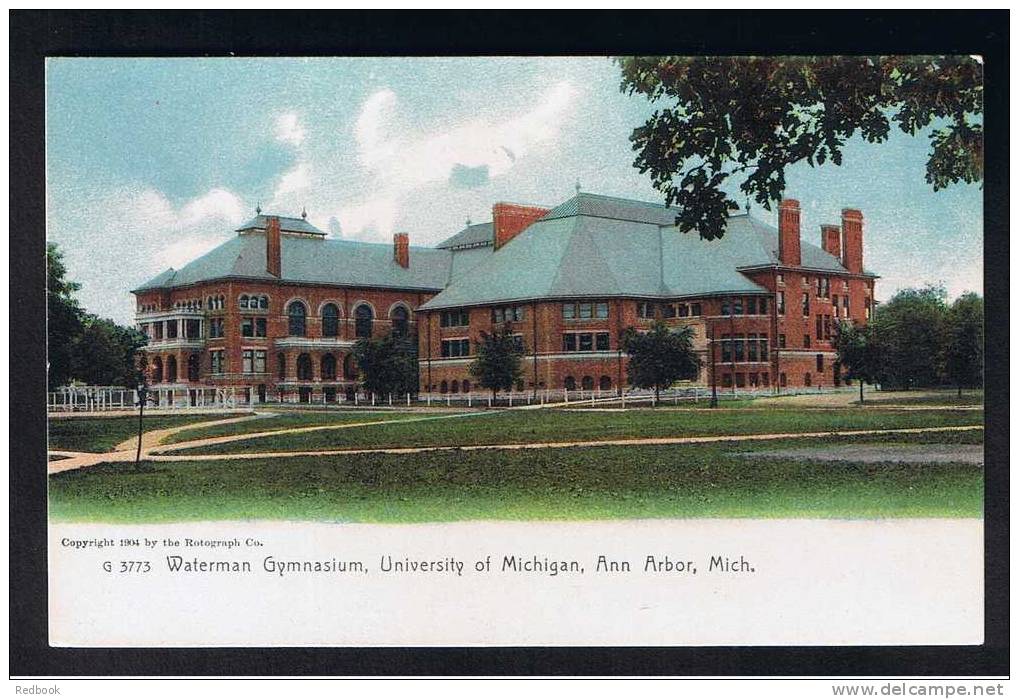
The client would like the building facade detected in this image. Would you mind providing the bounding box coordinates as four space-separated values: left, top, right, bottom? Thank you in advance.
133 193 877 402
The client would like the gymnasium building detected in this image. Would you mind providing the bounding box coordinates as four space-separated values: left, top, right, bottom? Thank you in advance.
132 192 877 402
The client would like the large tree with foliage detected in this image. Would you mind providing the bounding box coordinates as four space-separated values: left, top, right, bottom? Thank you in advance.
47 243 84 389
622 322 701 404
944 292 983 396
73 315 148 387
834 321 881 403
869 285 949 389
351 332 418 398
617 56 983 240
468 324 524 399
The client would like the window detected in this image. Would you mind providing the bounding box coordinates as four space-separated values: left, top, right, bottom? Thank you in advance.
596 332 610 351
579 333 593 352
661 303 676 318
287 301 307 336
322 304 340 337
721 334 732 362
637 302 655 319
595 302 609 319
734 336 745 361
440 381 448 394
209 318 225 339
242 317 267 338
152 357 163 383
803 334 811 348
210 350 224 375
865 297 872 320
832 295 840 317
242 350 254 374
690 303 702 316
166 356 177 382
721 299 729 315
759 297 768 314
254 350 266 374
778 334 786 349
441 339 470 358
511 334 525 353
777 292 785 315
581 376 595 391
166 321 177 339
355 304 374 338
321 354 337 380
492 306 525 324
802 293 810 317
277 353 286 380
677 304 689 318
187 354 200 381
451 380 460 394
391 306 409 337
343 355 357 380
843 296 850 315
824 315 832 340
747 333 758 361
599 376 612 391
776 274 784 285
804 372 812 387
440 308 469 327
562 334 577 352
578 303 593 319
759 336 769 361
562 303 576 320
746 297 757 315
816 354 824 372
462 380 471 393
296 353 313 381
816 315 823 340
780 373 787 387
735 373 746 388
722 373 733 388
564 376 576 391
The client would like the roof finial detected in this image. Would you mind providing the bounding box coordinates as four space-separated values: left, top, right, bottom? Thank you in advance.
465 216 471 226
301 205 307 220
575 179 582 194
255 201 262 215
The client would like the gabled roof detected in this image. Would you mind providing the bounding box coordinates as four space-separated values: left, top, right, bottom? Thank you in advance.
134 233 453 292
435 222 494 250
235 214 326 236
540 192 679 226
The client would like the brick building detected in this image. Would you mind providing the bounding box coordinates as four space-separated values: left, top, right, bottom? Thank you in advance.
133 193 877 402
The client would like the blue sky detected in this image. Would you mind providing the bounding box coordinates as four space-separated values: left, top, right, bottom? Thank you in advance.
46 57 983 324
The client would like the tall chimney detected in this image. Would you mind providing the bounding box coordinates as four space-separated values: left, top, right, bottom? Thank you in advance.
777 199 801 266
493 202 551 250
266 216 281 277
820 224 841 258
394 232 409 268
841 209 864 274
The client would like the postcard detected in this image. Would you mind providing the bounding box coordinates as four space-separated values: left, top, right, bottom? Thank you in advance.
43 54 986 651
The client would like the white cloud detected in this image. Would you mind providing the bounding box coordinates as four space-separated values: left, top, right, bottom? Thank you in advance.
274 112 305 146
273 162 312 200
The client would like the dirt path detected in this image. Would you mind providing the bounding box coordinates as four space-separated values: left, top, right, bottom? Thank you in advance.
142 424 983 463
111 412 277 452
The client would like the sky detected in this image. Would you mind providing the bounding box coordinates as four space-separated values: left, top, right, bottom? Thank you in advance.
46 57 984 325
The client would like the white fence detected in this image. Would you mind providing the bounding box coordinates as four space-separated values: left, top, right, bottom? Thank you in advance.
47 386 253 413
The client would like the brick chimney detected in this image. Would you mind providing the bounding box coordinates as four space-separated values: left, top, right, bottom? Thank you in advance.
841 208 864 274
777 199 801 267
820 224 841 258
493 202 551 250
266 216 281 277
393 232 409 268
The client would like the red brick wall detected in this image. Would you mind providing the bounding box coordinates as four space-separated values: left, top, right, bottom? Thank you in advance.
492 202 551 250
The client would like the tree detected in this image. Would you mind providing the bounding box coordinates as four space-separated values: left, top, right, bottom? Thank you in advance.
351 331 418 398
621 322 701 404
944 292 983 396
72 315 147 387
47 243 83 389
468 324 523 400
617 56 983 240
834 321 880 403
869 285 948 389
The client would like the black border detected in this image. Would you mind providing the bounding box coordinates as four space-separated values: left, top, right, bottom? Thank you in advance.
10 10 1009 677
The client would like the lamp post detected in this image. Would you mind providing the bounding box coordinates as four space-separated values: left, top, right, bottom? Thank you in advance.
134 382 158 469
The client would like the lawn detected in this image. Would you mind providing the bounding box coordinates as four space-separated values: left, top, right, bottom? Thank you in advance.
855 390 985 407
48 436 983 523
162 409 459 444
48 414 240 453
166 406 983 455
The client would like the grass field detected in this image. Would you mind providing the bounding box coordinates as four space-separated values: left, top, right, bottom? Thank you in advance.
48 414 239 453
165 407 983 455
162 409 457 444
48 434 983 523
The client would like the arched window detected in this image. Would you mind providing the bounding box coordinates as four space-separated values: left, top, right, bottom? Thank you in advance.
582 376 594 391
322 304 340 337
187 354 200 381
297 356 311 383
391 305 409 337
355 304 374 338
288 301 307 336
343 354 358 380
462 380 471 394
152 356 163 383
277 353 286 380
564 376 576 391
599 375 612 391
321 354 337 380
239 294 249 309
451 380 459 394
258 295 269 310
166 356 177 382
439 380 448 394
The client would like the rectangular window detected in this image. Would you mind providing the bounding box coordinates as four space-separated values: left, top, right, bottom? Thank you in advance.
154 323 163 340
209 318 224 338
185 319 201 339
778 334 786 349
677 304 689 318
562 334 577 352
746 297 757 315
758 297 768 314
254 350 266 374
735 373 746 388
596 332 610 351
762 372 770 387
441 310 470 327
210 350 224 375
760 337 769 361
733 298 743 315
661 303 676 318
747 333 758 361
513 306 525 322
562 303 576 320
832 295 840 317
492 308 504 324
816 315 823 340
637 302 655 319
776 274 784 285
816 354 824 372
749 372 758 387
777 292 786 315
578 303 593 319
824 315 832 340
844 296 850 314
803 334 811 348
511 334 525 353
595 302 609 319
734 336 745 362
721 299 729 316
441 339 471 357
722 373 733 388
579 333 593 351
242 317 266 338
802 293 810 317
166 322 177 339
690 303 702 316
865 297 872 320
242 350 254 374
721 334 732 363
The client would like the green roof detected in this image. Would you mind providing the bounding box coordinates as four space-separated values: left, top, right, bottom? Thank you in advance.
235 214 326 236
435 222 494 250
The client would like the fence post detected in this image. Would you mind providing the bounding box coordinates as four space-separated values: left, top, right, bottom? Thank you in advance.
468 393 472 408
